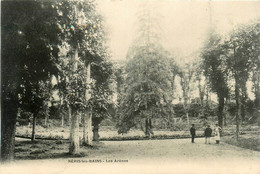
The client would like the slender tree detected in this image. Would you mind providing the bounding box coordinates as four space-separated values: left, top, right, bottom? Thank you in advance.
179 63 195 125
247 21 260 115
194 60 208 124
201 31 229 128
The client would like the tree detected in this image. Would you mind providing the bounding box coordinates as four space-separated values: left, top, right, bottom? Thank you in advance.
1 1 60 161
224 27 250 122
247 21 260 116
117 3 174 137
19 77 54 140
113 60 126 102
56 0 111 149
194 59 207 118
55 0 88 153
178 62 195 125
91 57 115 141
90 83 115 141
201 31 229 128
223 21 260 139
117 44 173 137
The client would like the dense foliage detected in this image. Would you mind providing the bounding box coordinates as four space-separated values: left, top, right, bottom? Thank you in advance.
201 20 260 139
117 44 174 134
1 0 113 160
1 1 61 161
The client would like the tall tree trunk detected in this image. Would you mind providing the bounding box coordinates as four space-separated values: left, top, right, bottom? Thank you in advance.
205 79 209 113
83 110 93 145
60 99 64 127
183 99 189 125
44 114 49 128
1 93 18 162
167 111 171 128
93 123 99 141
252 69 259 111
217 96 224 129
69 106 72 141
69 46 80 154
199 79 206 125
200 95 205 125
241 103 245 122
240 91 246 123
149 118 153 137
31 113 37 141
61 114 64 127
233 46 241 141
68 104 71 127
87 112 93 144
186 112 189 125
145 118 152 138
83 63 92 145
57 76 65 127
145 118 149 137
32 84 39 141
235 81 240 141
223 98 228 126
254 79 260 108
223 112 227 127
44 105 49 128
198 78 205 117
69 106 80 154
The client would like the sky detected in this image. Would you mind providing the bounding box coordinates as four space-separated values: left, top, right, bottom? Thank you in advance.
96 0 260 101
97 0 260 63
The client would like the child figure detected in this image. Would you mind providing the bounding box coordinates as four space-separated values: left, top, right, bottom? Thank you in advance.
204 125 212 144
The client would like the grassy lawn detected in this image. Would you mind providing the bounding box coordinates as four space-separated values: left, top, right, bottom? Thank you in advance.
15 138 100 160
221 124 260 151
222 134 260 151
16 124 215 141
16 120 259 151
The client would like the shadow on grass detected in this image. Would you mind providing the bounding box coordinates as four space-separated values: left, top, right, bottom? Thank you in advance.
15 152 88 160
15 139 104 160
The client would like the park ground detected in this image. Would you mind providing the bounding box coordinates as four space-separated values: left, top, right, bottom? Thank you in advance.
1 137 260 174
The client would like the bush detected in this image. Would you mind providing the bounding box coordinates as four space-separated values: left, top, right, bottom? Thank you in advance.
170 122 190 131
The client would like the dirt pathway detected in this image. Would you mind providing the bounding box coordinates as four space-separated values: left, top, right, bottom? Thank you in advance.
1 138 260 174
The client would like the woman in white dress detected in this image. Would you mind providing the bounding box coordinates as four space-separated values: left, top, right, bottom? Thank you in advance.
215 124 222 144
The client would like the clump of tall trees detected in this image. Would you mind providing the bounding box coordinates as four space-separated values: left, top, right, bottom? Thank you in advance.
1 0 113 162
201 20 260 139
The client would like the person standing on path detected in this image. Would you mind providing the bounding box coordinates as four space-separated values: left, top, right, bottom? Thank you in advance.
204 125 212 144
190 124 196 143
215 124 222 144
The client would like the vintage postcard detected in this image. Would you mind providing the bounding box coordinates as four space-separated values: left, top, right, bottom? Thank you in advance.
1 0 260 173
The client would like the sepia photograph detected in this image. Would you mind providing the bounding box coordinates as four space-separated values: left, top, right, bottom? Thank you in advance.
1 0 260 173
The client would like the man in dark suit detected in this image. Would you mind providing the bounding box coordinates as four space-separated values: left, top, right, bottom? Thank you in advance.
190 124 196 143
204 125 212 144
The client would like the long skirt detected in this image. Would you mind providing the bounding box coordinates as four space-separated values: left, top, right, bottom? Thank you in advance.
215 133 220 141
